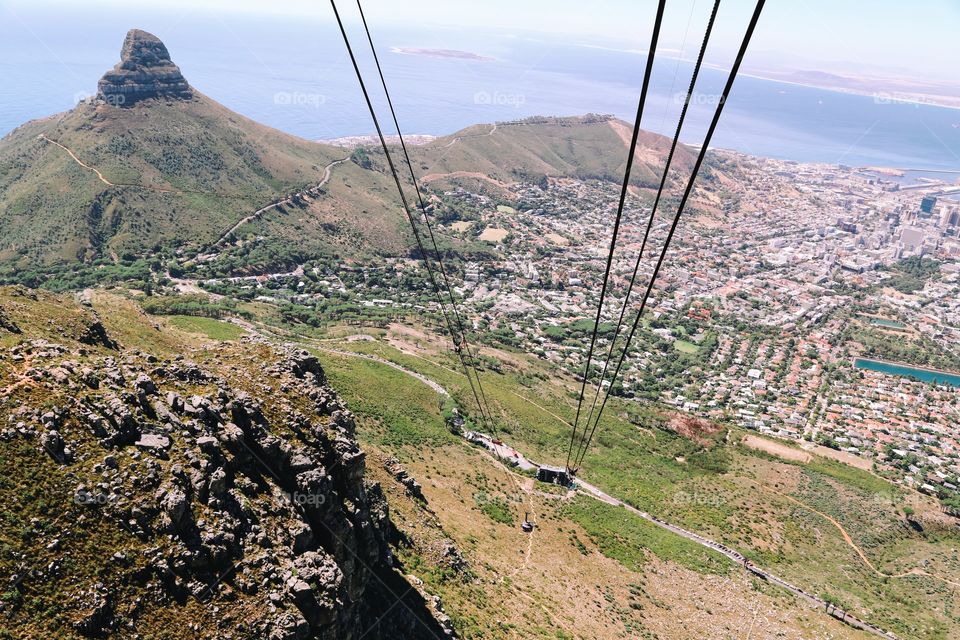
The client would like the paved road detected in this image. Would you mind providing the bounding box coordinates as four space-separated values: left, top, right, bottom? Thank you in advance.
467 432 537 472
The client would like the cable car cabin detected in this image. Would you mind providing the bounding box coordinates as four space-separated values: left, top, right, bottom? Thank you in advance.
521 512 534 532
536 464 570 486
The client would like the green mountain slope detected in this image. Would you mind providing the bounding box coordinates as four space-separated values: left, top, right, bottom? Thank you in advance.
207 115 701 275
411 114 698 190
0 33 703 282
0 92 340 268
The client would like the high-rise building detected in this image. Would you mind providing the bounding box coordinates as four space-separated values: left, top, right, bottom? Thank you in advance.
900 226 925 250
940 206 953 229
920 195 937 216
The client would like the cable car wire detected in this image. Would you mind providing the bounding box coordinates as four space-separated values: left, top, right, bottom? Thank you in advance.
354 0 500 433
331 0 498 438
574 0 766 472
575 0 721 469
565 0 667 474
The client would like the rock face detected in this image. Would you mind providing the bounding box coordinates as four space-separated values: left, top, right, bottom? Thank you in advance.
0 293 449 639
0 304 20 334
96 29 192 106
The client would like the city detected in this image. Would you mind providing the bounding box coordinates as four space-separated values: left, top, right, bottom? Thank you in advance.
188 147 960 512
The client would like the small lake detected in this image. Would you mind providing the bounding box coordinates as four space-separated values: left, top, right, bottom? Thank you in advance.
854 358 960 387
866 317 906 329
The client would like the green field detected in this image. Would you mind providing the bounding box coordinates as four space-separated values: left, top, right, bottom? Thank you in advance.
167 315 247 341
562 496 732 575
673 339 699 354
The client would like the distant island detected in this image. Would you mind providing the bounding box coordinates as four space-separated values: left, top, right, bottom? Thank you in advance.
391 46 494 61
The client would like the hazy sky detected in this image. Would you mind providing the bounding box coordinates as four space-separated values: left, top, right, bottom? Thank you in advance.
9 0 955 81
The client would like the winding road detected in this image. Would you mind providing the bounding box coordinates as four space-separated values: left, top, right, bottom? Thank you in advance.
312 345 450 397
302 340 901 639
439 123 497 149
201 156 348 257
38 133 347 265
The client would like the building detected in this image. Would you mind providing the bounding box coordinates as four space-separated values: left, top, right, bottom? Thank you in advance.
537 464 570 485
920 195 937 216
900 226 925 251
940 205 958 229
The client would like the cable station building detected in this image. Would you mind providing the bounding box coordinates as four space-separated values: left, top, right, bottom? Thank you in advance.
536 464 571 486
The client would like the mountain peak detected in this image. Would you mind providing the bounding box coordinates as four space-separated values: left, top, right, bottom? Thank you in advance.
96 29 192 106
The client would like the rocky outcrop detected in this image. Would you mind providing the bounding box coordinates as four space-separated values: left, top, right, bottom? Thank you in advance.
0 305 20 334
0 332 448 639
384 457 426 502
96 29 192 106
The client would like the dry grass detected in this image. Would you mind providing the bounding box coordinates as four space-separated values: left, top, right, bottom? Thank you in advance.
743 434 812 463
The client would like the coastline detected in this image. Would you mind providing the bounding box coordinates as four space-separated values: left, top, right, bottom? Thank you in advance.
736 70 960 112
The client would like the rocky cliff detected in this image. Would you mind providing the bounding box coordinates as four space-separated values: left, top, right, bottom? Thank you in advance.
0 287 447 639
97 29 193 106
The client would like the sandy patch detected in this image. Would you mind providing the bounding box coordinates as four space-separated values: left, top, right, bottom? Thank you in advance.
479 227 509 242
800 442 873 470
419 171 513 188
743 434 811 463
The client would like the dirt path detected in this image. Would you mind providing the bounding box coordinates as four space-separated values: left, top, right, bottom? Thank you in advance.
39 134 116 186
742 434 811 463
312 345 450 397
39 134 191 195
439 123 497 149
204 157 347 253
768 484 960 589
1 351 37 394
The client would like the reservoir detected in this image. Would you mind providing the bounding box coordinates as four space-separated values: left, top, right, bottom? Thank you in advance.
854 358 960 387
866 317 906 329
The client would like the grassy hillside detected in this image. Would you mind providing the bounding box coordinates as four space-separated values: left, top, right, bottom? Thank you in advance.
202 115 700 277
0 93 341 271
0 106 701 282
410 114 697 193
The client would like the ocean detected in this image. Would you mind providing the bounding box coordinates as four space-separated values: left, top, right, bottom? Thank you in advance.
1 6 958 171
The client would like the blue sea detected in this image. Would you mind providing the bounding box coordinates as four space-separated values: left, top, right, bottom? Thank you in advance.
1 5 958 171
